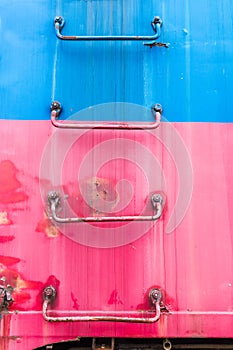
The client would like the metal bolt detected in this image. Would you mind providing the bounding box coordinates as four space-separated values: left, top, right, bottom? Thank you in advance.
54 16 65 28
43 286 57 302
48 191 60 207
163 339 172 350
153 16 162 26
152 103 163 114
48 191 58 200
149 288 162 305
154 194 161 201
151 194 163 208
50 101 62 118
45 288 53 297
50 101 61 111
6 286 14 303
0 277 14 310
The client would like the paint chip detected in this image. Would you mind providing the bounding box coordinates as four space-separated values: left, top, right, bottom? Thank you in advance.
0 211 11 225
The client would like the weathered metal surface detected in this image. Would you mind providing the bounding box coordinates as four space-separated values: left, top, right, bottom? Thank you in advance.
53 15 165 47
47 191 163 223
50 103 162 130
0 277 14 311
42 287 162 323
0 0 233 349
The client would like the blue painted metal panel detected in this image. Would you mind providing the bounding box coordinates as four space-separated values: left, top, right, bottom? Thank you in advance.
0 0 233 121
0 0 56 120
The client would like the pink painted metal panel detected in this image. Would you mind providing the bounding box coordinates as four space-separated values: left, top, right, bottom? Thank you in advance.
0 120 232 349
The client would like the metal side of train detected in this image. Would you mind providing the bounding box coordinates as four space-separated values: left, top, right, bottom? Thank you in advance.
0 1 233 349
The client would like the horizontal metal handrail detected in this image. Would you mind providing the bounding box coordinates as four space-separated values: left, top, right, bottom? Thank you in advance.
47 192 164 224
54 16 168 47
42 286 162 323
50 101 162 130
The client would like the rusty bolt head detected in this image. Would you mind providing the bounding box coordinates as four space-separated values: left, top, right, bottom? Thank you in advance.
43 286 57 302
54 16 65 28
6 285 14 292
48 191 59 200
45 288 53 297
163 339 172 350
152 103 163 114
48 191 60 207
50 101 62 111
153 16 162 26
149 288 162 305
151 193 163 208
50 101 62 118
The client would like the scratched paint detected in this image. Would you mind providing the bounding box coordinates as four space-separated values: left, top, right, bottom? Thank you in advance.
0 211 14 243
36 212 60 238
0 212 12 225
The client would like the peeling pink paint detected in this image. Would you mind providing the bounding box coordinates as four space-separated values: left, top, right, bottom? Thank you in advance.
0 161 28 204
0 212 12 225
36 212 60 238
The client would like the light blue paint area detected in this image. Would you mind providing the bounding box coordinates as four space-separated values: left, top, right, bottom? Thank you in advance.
0 0 233 122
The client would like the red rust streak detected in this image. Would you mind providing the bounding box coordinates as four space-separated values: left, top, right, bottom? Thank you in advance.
0 313 12 350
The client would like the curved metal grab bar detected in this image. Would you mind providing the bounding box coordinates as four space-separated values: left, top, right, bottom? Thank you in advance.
50 101 162 130
48 192 164 224
54 16 168 47
42 286 162 323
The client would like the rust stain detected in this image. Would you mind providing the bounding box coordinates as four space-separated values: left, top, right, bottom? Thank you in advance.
86 177 117 205
79 177 118 216
0 212 12 225
0 313 12 350
63 177 118 219
36 212 60 237
0 160 28 204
